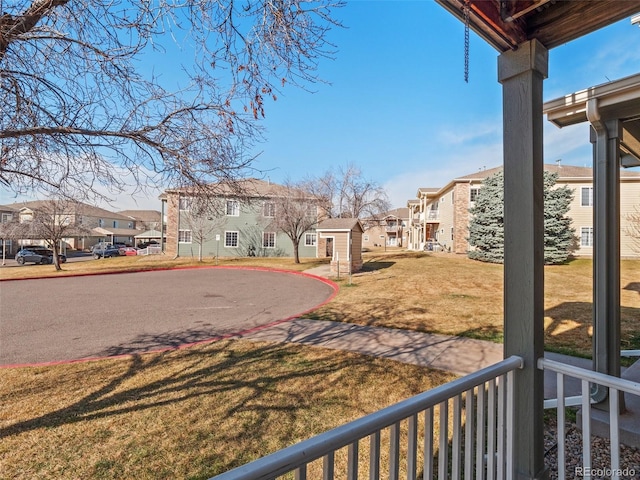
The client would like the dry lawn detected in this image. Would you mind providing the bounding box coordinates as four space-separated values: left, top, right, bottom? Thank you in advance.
304 250 640 357
0 340 455 479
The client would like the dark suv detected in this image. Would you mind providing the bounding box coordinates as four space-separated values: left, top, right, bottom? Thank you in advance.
15 248 67 265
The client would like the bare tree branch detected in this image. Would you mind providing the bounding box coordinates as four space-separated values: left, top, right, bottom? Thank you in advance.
1 0 344 200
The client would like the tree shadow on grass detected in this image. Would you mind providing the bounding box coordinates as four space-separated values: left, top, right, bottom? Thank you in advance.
1 338 448 476
544 302 640 355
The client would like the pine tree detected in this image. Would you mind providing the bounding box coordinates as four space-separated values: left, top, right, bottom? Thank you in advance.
543 172 577 264
467 170 577 264
467 171 505 263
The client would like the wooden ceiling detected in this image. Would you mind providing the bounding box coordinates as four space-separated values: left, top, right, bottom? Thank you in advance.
435 0 640 52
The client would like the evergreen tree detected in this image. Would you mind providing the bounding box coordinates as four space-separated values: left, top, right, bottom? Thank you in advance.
467 172 504 263
543 172 577 264
467 170 577 264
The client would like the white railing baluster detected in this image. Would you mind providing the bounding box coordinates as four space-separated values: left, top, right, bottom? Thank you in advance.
497 374 505 480
438 400 449 480
477 383 486 480
557 372 565 480
487 378 496 480
424 408 434 480
323 452 334 480
610 387 620 477
347 441 358 480
408 414 418 480
581 379 591 479
369 431 380 480
506 370 515 480
452 394 462 479
465 388 475 480
390 422 400 480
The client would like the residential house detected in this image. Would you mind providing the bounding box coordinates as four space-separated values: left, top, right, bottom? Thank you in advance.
408 164 640 257
162 179 322 259
119 209 164 247
118 210 162 232
3 200 139 251
361 207 410 248
0 204 18 255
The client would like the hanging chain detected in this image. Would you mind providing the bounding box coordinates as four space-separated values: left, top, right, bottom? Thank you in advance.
464 1 470 83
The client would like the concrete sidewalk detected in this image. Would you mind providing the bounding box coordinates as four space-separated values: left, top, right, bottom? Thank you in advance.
240 317 640 446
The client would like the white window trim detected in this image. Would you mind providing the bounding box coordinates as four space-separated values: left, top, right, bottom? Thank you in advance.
305 233 317 246
179 196 192 211
226 200 240 217
580 226 593 247
262 231 276 248
580 187 593 207
178 229 192 244
263 202 276 218
225 230 239 248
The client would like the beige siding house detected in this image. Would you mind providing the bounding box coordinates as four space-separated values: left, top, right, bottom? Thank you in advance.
3 200 139 251
361 208 410 248
409 164 640 257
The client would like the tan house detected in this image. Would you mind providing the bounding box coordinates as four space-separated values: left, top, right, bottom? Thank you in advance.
408 164 640 257
361 207 410 248
316 218 363 274
3 200 139 251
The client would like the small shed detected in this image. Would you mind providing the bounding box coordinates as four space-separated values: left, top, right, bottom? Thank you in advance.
316 218 364 275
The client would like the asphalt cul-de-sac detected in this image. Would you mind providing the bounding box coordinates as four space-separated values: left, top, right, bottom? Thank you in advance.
0 267 336 366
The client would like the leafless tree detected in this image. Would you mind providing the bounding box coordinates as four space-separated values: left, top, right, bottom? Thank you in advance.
269 180 321 263
6 198 91 269
308 164 390 219
1 0 343 201
181 198 226 261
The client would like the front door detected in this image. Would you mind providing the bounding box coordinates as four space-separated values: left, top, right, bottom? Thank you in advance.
326 237 334 258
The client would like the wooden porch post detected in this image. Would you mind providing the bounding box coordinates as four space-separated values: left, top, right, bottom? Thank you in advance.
498 39 548 480
589 116 623 407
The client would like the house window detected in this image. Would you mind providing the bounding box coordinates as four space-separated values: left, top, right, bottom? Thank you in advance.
451 191 455 202
179 196 192 211
128 222 134 229
113 220 118 228
305 233 317 246
98 218 104 227
178 229 192 243
225 231 239 247
226 200 239 216
1 213 12 223
262 232 276 248
451 227 454 240
580 227 593 247
581 187 593 207
263 202 276 217
364 235 369 242
305 204 317 218
470 187 480 202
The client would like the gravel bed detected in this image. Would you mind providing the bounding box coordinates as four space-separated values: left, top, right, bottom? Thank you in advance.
544 416 640 479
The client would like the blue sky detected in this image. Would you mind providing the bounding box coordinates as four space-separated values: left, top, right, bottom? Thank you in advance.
245 1 640 210
4 1 639 211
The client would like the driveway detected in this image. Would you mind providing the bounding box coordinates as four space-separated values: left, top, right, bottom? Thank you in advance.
0 267 336 366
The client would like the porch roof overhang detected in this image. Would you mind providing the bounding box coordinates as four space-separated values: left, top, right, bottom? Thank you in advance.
435 0 640 52
544 73 640 167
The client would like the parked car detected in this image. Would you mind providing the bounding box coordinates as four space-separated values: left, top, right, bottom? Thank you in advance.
137 240 159 249
15 248 67 265
92 245 121 259
119 246 139 256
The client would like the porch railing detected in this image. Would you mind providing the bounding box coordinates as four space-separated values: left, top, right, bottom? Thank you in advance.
538 357 640 480
211 356 523 480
